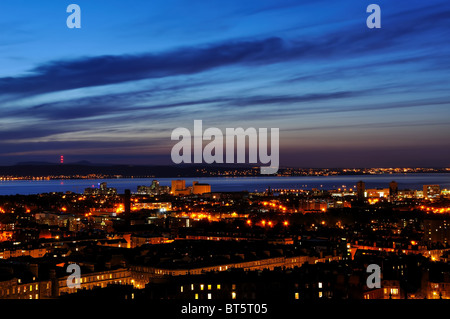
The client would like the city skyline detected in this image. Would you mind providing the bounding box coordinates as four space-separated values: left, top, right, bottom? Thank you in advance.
0 0 449 167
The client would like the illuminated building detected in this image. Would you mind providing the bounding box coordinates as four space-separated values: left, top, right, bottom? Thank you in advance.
415 190 424 198
171 180 211 196
365 188 390 199
298 199 328 213
381 280 402 299
84 182 117 195
0 262 52 299
441 189 450 199
130 254 316 287
137 180 170 195
173 263 362 300
171 180 190 196
56 268 132 297
132 201 172 211
0 279 52 299
130 234 170 248
0 215 14 242
423 185 441 199
423 219 450 244
364 280 402 299
171 180 186 193
184 234 256 242
427 281 450 299
192 181 211 195
397 189 416 199
0 247 47 259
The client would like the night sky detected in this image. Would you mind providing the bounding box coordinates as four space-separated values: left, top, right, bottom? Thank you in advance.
0 0 449 167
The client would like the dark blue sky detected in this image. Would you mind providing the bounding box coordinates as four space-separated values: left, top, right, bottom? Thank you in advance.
0 0 449 167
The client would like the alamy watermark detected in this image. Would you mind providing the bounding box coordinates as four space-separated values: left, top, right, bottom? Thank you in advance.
366 264 381 289
366 4 381 29
66 4 81 29
66 263 81 289
171 120 279 174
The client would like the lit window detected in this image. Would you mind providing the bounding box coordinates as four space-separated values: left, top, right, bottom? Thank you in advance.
180 286 184 293
319 291 323 298
191 284 194 290
295 292 299 300
200 284 204 290
217 284 221 290
207 293 212 300
231 292 236 299
318 282 322 289
195 294 199 300
208 285 212 290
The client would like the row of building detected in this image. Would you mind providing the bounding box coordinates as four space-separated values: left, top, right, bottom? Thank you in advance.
83 180 212 197
356 181 444 201
0 263 131 299
171 180 211 196
2 252 450 300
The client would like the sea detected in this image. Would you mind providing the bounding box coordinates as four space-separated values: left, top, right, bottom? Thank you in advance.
0 173 449 195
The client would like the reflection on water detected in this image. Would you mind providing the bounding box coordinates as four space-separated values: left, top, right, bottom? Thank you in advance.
0 174 449 195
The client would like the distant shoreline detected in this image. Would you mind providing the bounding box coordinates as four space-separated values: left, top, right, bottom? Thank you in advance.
0 163 448 180
1 171 450 181
0 173 449 196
